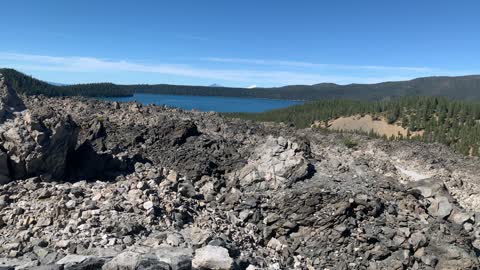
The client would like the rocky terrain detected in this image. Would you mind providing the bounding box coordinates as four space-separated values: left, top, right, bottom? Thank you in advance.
0 74 479 269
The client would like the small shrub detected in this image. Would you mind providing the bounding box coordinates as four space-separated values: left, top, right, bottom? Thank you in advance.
343 138 358 149
96 115 106 122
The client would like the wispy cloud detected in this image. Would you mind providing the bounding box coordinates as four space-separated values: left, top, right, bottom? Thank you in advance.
201 57 435 73
0 52 469 86
0 52 327 84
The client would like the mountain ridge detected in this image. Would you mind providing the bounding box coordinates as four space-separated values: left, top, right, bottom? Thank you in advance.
2 67 480 100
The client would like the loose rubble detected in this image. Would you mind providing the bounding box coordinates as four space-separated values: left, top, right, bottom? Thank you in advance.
0 75 479 269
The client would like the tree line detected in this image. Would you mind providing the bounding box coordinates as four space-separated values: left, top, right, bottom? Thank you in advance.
0 68 132 97
224 96 480 156
3 68 480 101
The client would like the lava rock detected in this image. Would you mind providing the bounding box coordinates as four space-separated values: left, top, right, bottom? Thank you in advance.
192 245 233 270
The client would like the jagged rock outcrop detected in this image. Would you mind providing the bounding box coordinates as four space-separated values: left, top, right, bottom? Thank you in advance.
0 91 478 269
0 75 25 124
0 110 79 180
0 83 135 183
228 136 312 190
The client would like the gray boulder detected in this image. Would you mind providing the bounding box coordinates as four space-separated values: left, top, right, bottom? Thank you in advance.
409 178 451 198
428 196 453 219
192 245 233 270
154 248 192 270
102 248 192 270
448 208 472 225
56 254 105 269
181 227 212 248
429 245 479 270
102 251 140 270
231 136 311 189
26 265 63 270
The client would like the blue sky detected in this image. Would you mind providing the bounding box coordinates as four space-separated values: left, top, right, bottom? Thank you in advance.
1 0 479 87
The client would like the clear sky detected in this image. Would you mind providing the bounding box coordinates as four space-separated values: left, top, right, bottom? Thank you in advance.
1 0 479 87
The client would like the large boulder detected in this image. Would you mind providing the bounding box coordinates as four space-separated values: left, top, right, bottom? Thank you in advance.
408 178 452 198
181 227 212 248
408 178 469 221
56 254 106 269
0 110 79 180
229 136 312 189
102 251 140 270
192 245 233 270
154 247 192 270
102 248 192 270
428 244 479 270
428 196 453 219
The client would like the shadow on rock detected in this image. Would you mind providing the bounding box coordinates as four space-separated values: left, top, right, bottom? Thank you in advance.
66 141 149 181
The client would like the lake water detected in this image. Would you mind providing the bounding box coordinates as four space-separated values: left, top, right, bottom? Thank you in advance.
103 93 302 113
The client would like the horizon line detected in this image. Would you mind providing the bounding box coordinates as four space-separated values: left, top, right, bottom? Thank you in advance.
2 66 480 89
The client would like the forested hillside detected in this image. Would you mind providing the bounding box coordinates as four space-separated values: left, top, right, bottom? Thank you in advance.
3 68 480 100
225 97 480 156
0 68 131 97
123 75 480 100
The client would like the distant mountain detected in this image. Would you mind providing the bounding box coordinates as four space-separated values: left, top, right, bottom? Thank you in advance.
2 67 480 101
312 83 340 88
209 84 223 87
247 85 257 89
261 75 480 101
130 75 480 101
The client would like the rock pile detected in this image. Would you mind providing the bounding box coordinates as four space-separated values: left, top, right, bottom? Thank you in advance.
0 84 478 269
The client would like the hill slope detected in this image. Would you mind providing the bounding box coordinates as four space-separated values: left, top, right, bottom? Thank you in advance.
0 68 131 97
124 75 480 100
225 96 480 156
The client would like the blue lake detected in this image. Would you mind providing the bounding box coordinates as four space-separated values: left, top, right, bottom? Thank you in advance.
103 93 302 113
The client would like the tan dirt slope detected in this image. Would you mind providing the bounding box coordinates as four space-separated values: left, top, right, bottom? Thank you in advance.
313 114 424 138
